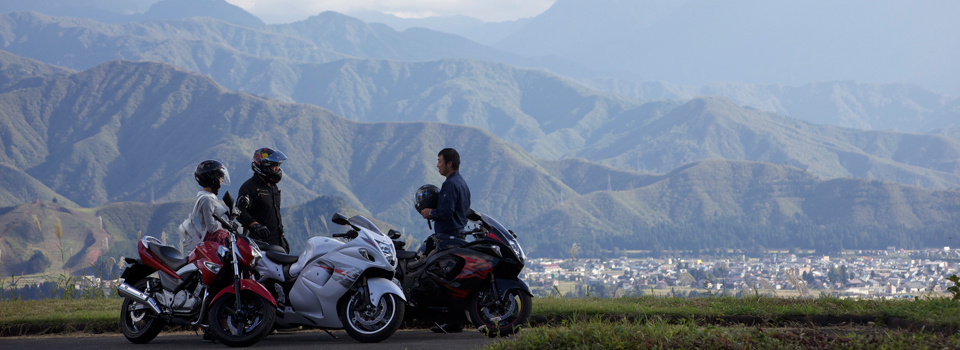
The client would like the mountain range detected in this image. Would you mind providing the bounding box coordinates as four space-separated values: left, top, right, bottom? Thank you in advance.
0 3 959 273
0 54 958 274
1 11 959 191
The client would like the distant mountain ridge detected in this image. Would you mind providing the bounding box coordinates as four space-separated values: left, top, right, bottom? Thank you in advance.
0 0 262 27
586 79 958 132
496 0 960 96
348 11 532 46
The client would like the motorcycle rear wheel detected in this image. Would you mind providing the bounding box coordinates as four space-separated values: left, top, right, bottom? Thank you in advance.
207 290 276 347
338 290 405 343
120 278 166 344
467 286 532 337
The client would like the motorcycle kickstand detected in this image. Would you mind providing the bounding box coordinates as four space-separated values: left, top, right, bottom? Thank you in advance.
434 322 449 334
322 328 338 339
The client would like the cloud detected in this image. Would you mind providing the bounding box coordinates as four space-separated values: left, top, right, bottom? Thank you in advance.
226 0 555 24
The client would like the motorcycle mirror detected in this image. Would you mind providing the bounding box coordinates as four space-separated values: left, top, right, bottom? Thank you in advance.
466 209 481 222
223 191 234 211
388 229 402 239
331 213 351 226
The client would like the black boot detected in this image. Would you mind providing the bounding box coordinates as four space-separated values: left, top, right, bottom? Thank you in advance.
430 323 463 333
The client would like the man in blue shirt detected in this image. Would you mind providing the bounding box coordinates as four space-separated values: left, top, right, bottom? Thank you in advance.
420 148 471 239
418 148 471 334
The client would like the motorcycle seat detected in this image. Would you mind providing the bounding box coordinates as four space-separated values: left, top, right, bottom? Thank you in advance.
397 250 417 260
149 243 188 270
266 250 300 264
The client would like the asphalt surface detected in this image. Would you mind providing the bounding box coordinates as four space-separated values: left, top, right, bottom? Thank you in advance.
0 328 504 350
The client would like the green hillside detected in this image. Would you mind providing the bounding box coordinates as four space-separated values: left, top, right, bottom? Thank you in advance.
0 58 584 238
521 160 960 257
0 163 76 207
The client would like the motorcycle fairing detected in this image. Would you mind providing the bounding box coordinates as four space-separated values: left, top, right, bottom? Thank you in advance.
367 277 405 306
158 263 200 293
288 236 342 277
287 259 346 328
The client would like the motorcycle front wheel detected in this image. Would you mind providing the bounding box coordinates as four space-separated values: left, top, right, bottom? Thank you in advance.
467 286 532 337
120 278 166 344
338 290 405 343
207 290 276 347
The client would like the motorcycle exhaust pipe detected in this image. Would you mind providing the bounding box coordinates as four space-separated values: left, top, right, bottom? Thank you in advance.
117 283 163 315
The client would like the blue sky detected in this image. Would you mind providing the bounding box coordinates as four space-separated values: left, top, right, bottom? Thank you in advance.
225 0 556 24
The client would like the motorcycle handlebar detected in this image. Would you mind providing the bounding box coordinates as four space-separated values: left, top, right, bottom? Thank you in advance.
212 214 236 234
332 230 358 239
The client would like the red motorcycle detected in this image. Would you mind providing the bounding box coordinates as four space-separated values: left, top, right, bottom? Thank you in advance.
117 192 275 347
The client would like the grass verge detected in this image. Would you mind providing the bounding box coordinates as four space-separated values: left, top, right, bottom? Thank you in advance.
0 299 121 336
488 318 960 350
533 295 960 328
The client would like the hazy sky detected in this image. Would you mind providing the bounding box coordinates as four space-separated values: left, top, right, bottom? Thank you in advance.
225 0 557 23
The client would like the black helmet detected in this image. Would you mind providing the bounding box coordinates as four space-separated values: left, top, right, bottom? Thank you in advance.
252 148 287 183
415 184 440 212
195 160 230 195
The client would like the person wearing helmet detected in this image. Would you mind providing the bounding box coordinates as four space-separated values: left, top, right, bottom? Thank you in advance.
417 148 471 334
182 160 231 255
237 148 289 252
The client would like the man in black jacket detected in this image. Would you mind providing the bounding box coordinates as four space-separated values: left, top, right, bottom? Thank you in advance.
237 148 289 252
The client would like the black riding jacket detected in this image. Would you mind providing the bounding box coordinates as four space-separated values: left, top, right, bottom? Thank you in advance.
237 175 285 246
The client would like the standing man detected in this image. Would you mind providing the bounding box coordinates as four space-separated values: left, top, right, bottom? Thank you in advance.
418 148 470 334
238 148 289 252
420 148 471 239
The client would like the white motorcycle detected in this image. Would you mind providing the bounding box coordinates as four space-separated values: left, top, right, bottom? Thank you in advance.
252 213 405 343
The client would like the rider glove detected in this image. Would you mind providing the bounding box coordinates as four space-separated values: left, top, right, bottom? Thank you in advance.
250 223 270 239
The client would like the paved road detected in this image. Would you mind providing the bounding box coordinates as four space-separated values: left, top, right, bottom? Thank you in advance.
0 328 504 350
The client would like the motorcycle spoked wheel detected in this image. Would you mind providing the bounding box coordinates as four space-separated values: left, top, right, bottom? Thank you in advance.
467 286 532 337
206 290 276 347
120 278 166 344
338 290 405 343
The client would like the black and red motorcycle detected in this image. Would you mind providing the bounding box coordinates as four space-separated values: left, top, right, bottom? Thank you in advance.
393 210 532 337
117 192 276 347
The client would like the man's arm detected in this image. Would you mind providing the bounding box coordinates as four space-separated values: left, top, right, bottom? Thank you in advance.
236 184 257 227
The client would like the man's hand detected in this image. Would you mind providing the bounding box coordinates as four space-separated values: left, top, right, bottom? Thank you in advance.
420 208 432 219
250 223 270 239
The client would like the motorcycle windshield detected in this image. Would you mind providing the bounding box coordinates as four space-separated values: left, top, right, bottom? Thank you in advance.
348 215 383 236
480 214 525 262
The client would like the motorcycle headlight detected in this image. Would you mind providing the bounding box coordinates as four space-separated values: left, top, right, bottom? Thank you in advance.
509 239 525 263
248 239 263 267
203 261 222 274
377 240 396 266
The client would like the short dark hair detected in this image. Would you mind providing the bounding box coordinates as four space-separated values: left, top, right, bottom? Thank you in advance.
438 148 460 170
